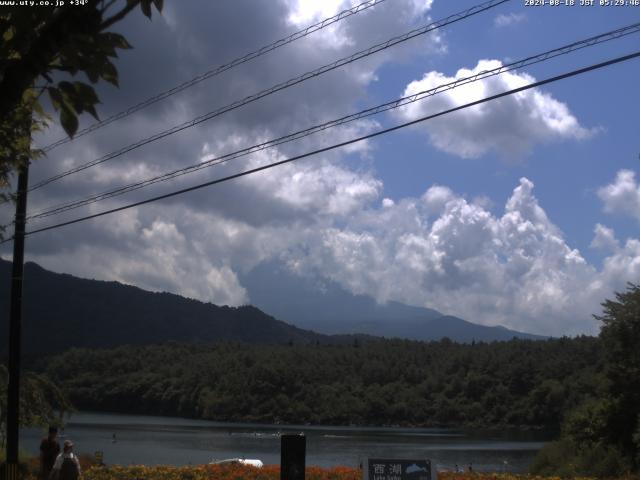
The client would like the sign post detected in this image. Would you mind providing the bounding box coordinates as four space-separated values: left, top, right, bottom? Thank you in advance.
364 458 437 480
281 434 305 480
5 158 30 480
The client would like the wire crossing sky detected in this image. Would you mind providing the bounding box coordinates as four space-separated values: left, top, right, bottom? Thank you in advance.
40 0 390 153
29 0 510 191
24 21 640 222
7 49 637 241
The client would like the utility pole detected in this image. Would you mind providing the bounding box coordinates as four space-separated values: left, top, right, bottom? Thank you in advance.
5 126 30 480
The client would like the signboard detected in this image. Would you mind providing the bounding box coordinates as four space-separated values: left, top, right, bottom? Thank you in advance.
364 458 436 480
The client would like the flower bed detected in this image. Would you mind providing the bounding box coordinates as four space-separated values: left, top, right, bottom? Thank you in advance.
83 464 359 480
20 462 637 480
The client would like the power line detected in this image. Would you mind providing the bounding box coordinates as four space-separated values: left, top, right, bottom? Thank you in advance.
3 49 636 243
40 0 390 153
25 22 640 221
28 0 510 192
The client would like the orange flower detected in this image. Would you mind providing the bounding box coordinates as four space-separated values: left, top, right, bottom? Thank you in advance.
20 463 608 480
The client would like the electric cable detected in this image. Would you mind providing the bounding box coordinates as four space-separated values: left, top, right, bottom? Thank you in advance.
0 49 635 244
25 21 640 221
40 0 390 153
28 0 510 192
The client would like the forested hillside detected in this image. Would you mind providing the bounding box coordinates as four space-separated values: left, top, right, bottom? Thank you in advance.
0 260 546 352
43 336 602 429
0 260 327 355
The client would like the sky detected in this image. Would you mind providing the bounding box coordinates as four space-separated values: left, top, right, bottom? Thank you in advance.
2 0 640 336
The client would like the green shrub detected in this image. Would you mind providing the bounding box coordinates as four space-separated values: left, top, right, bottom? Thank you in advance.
531 437 632 477
530 438 579 477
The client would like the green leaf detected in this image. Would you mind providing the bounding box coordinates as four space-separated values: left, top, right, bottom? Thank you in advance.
32 99 45 117
47 87 63 111
57 80 75 98
56 81 82 113
98 40 117 58
85 103 99 121
74 82 101 120
58 46 83 73
102 32 132 50
140 0 152 18
74 81 99 106
3 25 14 42
100 60 119 87
60 106 79 138
85 64 100 83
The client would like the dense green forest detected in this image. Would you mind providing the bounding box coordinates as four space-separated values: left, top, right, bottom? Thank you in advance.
41 336 603 429
531 285 640 476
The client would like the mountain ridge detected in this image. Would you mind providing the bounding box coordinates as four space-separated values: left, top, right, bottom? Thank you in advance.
0 259 330 355
0 259 545 355
241 261 547 341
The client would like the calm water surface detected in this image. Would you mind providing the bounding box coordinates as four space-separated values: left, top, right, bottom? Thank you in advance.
21 412 549 472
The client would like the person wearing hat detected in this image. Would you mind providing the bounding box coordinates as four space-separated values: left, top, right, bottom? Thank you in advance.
50 439 81 480
39 426 60 480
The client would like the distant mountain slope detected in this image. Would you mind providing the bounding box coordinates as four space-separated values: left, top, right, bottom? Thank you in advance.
242 262 547 342
349 315 547 343
0 259 546 356
0 259 326 355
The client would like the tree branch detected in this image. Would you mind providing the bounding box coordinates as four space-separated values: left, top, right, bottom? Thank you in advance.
100 1 139 30
100 0 119 14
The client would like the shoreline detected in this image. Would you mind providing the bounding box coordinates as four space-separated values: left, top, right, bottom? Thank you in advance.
61 410 558 434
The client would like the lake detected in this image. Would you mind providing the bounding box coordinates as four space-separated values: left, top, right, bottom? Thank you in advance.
21 412 549 472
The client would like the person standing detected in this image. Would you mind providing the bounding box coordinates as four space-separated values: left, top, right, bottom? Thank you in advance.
50 440 81 480
39 426 60 480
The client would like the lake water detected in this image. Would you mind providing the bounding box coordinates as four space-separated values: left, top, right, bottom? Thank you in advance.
21 412 549 472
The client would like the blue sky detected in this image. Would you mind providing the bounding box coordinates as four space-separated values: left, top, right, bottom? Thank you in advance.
1 0 639 336
368 2 640 266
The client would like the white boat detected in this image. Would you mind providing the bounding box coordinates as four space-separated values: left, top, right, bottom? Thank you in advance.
209 458 264 468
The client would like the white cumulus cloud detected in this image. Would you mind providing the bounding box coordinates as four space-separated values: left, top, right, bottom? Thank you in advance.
5 0 637 339
590 224 619 252
281 177 639 335
494 13 526 28
393 60 593 159
597 169 640 221
16 172 640 337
